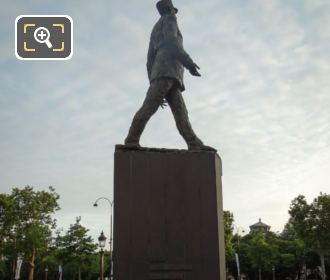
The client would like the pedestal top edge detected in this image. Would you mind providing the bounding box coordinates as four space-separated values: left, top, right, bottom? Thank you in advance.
115 144 221 161
115 145 222 175
115 144 221 158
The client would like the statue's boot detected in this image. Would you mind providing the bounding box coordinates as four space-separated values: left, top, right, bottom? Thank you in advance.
188 144 217 152
124 141 141 149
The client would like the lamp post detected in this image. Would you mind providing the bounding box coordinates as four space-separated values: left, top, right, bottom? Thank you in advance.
272 265 275 280
0 205 3 224
302 263 307 280
98 231 107 280
44 267 48 280
233 224 245 280
45 266 48 280
93 197 114 280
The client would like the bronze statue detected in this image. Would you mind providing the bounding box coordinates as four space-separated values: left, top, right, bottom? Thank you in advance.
124 0 216 152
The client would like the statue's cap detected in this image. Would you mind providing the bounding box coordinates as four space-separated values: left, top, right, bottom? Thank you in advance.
156 0 178 15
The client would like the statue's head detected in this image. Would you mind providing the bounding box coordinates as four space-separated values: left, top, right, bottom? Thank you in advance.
156 0 178 16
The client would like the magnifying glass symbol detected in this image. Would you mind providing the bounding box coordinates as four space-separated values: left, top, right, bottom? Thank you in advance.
34 27 53 48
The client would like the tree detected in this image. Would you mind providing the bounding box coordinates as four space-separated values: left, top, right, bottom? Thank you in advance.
279 221 309 279
240 231 279 280
55 217 98 280
223 211 235 262
289 193 330 280
0 186 60 280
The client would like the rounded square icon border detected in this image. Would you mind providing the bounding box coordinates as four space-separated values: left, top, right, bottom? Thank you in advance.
15 15 73 60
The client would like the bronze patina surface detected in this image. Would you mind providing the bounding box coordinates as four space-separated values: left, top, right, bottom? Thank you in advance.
125 0 216 152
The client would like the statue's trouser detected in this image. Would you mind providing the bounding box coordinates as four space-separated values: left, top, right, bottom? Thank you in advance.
125 78 203 147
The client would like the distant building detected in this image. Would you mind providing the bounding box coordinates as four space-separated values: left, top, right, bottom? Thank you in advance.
249 218 271 232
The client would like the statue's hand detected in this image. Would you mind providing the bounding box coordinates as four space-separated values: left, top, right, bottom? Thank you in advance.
160 99 168 109
189 63 201 77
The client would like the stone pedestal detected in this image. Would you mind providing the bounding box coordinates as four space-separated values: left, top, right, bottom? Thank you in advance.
113 146 226 280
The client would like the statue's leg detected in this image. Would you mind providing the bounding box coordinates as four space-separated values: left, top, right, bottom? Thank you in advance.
125 79 174 145
166 86 204 148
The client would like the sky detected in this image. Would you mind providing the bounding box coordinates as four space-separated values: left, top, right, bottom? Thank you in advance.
1 0 330 248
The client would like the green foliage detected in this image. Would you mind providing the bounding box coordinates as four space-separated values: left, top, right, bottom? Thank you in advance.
289 193 330 279
289 193 330 252
0 186 60 280
55 216 99 280
2 187 329 280
234 226 310 279
223 210 235 261
245 231 278 271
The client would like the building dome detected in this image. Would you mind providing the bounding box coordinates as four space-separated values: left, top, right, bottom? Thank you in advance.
249 218 270 232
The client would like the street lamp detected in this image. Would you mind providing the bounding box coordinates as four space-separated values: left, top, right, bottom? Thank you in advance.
302 263 307 280
98 231 107 280
233 224 245 249
272 265 275 280
233 224 245 280
44 267 48 280
0 206 4 228
93 197 114 280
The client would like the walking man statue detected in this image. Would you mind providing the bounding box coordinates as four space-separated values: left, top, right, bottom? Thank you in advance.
124 0 216 151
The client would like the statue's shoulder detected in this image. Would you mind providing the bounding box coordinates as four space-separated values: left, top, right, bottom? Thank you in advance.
162 14 177 22
151 17 163 34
